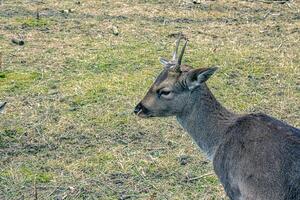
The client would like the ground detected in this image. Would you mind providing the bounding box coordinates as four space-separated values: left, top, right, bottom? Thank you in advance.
0 0 299 199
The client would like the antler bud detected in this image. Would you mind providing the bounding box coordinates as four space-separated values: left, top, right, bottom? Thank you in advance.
160 33 188 72
172 35 182 61
173 39 187 72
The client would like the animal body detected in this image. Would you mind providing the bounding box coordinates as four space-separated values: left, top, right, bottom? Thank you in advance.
134 36 300 200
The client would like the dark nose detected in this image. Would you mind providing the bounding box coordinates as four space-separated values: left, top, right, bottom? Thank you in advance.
134 103 142 114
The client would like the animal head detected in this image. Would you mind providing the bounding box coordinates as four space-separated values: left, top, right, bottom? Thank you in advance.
134 35 218 118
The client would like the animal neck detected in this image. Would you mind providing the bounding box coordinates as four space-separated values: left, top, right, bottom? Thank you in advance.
176 84 237 160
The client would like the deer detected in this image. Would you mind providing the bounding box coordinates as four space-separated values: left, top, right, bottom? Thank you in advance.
134 35 300 200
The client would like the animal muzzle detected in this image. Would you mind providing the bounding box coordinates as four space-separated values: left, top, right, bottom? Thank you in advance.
134 102 150 117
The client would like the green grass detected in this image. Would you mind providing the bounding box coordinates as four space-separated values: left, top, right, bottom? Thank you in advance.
0 71 41 93
16 17 51 28
0 0 299 199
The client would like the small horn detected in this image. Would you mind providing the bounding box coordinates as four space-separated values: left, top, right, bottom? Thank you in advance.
172 39 187 72
172 34 182 61
177 39 187 66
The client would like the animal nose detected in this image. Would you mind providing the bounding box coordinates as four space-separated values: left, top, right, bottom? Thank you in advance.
134 103 142 114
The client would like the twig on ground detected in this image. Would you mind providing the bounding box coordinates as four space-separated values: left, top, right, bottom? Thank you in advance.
47 185 62 197
263 10 272 19
34 177 38 200
187 172 214 182
146 147 167 151
259 0 290 4
197 31 219 39
36 9 40 20
0 102 6 112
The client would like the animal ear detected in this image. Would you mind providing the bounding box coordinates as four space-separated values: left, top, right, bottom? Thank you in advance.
159 57 169 66
186 67 218 90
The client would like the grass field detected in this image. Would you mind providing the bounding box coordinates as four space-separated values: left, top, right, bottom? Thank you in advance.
0 0 299 199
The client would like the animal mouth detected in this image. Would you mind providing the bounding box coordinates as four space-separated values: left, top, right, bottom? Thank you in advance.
134 102 153 118
137 110 152 118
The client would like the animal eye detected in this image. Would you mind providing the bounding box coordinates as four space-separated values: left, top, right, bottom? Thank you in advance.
158 89 173 98
161 91 171 96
